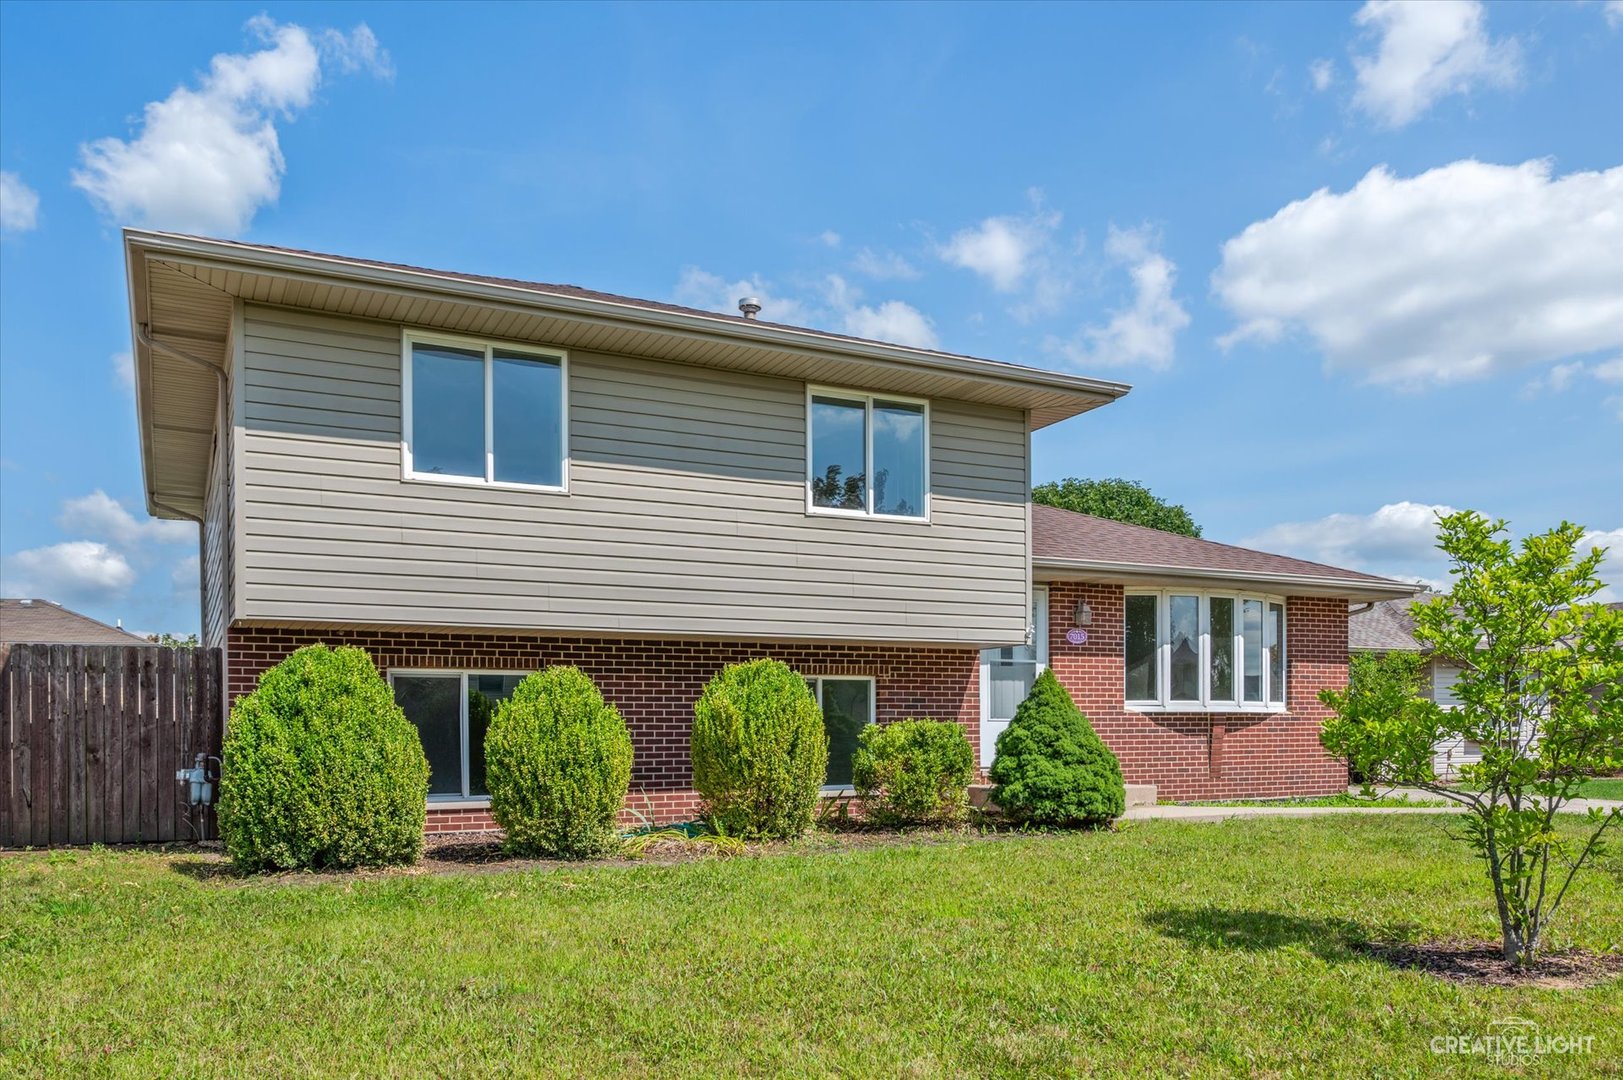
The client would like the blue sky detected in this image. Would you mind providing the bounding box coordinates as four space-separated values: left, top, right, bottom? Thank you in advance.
1 1 1619 635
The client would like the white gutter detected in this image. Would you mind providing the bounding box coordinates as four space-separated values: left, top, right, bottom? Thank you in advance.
1033 556 1421 599
125 229 1132 404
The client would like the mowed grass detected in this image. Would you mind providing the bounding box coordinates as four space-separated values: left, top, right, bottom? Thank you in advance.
3 817 1621 1078
1579 777 1623 801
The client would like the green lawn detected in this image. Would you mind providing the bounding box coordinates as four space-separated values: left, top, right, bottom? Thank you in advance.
1166 793 1446 808
4 817 1620 1077
1578 777 1623 801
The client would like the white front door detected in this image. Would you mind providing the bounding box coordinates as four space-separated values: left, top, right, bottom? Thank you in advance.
980 586 1048 768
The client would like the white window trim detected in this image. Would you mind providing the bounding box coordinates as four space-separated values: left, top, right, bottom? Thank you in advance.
809 674 877 793
1124 590 1288 714
401 328 570 493
804 385 931 523
388 668 531 803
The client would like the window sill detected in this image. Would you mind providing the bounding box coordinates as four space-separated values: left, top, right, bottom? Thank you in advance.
1124 703 1289 715
426 797 492 810
403 472 569 495
805 506 931 525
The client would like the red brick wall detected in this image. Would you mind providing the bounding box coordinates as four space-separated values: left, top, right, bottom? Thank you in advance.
225 626 981 831
1042 583 1351 800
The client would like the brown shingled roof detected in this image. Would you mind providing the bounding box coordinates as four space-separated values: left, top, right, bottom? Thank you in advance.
1031 504 1419 598
0 599 150 646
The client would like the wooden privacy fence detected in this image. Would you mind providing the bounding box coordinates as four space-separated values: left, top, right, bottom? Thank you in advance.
1 644 224 848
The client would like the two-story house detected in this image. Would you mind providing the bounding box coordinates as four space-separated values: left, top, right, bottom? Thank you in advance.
125 230 1416 830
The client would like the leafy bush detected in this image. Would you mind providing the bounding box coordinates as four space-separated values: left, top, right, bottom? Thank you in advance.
691 659 828 839
484 666 633 858
988 669 1125 827
852 719 975 826
218 644 429 871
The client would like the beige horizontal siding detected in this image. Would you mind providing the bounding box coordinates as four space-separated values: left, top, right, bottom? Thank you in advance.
236 305 1030 644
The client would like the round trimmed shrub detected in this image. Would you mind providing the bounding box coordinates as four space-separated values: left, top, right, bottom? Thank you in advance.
691 659 828 839
988 669 1125 827
218 644 429 871
484 666 632 858
852 719 975 827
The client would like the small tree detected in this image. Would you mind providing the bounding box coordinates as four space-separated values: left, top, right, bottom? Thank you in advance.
1321 511 1623 967
989 669 1125 827
1031 477 1200 537
1332 652 1433 786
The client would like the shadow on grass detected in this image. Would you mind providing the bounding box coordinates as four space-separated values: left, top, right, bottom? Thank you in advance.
1145 905 1423 962
167 857 247 882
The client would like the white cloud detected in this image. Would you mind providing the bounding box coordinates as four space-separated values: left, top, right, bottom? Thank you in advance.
72 15 390 235
673 267 816 326
112 351 135 393
1213 159 1623 388
1606 1 1623 29
1244 501 1457 583
818 230 842 248
171 553 201 592
851 248 920 281
1 542 137 606
937 196 1069 313
673 268 938 350
1350 0 1521 128
1309 58 1336 92
1585 528 1623 602
0 170 40 231
1046 226 1189 371
1521 357 1623 417
57 490 194 547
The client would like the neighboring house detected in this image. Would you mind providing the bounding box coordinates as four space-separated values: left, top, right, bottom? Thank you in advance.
1 598 149 655
1349 593 1476 777
123 230 1417 831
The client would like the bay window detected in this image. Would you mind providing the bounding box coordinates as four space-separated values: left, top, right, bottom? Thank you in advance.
1124 591 1287 710
403 331 567 490
807 388 928 519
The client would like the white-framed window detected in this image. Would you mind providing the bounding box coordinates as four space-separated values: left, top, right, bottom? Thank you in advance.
807 675 876 789
388 670 528 801
1125 591 1287 711
401 329 568 491
805 387 929 520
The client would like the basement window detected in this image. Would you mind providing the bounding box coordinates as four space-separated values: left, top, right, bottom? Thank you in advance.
389 671 526 801
402 331 567 491
1124 591 1286 711
807 676 875 788
806 388 928 520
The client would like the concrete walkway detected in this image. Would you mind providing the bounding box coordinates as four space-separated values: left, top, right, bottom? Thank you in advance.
1124 786 1623 824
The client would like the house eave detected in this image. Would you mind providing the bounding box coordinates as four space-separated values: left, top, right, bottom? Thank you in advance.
1032 557 1423 601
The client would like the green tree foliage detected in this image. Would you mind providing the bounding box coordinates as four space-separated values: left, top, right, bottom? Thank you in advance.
484 667 633 858
1031 477 1201 537
691 659 828 839
218 645 428 871
852 719 976 826
989 669 1126 827
1326 652 1435 785
1321 511 1623 966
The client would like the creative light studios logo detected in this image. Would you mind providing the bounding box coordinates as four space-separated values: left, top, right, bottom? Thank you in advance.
1432 1016 1596 1066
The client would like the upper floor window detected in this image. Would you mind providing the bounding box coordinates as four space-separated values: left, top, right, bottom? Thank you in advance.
403 331 567 490
1125 590 1286 711
806 388 928 519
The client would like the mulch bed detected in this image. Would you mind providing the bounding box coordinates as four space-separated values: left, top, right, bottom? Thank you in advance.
1359 939 1623 989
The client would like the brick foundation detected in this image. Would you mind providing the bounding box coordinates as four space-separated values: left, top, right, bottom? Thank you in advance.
1042 584 1351 801
226 626 981 828
227 590 1353 833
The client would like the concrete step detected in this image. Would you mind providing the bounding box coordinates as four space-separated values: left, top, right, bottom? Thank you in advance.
1125 783 1157 807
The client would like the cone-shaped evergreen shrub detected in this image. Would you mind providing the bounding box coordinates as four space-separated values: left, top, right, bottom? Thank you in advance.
852 719 975 826
691 659 828 839
485 666 633 858
218 644 429 871
988 669 1125 827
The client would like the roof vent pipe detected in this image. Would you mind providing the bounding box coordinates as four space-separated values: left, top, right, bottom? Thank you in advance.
737 297 762 320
